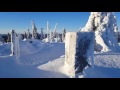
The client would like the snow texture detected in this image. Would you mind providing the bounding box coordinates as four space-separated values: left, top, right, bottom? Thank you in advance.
0 40 66 78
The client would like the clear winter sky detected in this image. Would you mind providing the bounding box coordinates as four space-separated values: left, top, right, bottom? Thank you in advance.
0 12 120 34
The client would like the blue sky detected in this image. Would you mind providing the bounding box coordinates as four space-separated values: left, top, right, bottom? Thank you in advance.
0 12 120 34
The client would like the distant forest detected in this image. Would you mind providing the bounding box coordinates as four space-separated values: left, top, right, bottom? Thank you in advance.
0 33 63 43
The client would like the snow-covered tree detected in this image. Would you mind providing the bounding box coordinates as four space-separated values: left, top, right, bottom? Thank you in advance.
62 28 66 42
118 32 120 42
81 12 120 52
0 35 4 43
40 28 44 40
47 21 50 39
27 28 31 39
24 31 27 39
7 33 11 42
32 21 39 39
55 32 60 42
19 34 23 40
53 23 58 38
49 31 54 42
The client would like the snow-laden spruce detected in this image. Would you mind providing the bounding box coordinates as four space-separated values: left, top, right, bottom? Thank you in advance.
40 28 44 40
27 28 31 39
81 12 120 52
62 28 66 42
32 21 39 39
0 35 4 44
0 35 3 45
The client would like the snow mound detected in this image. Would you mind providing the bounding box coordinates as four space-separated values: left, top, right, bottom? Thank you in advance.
20 39 45 55
38 55 69 78
19 41 65 65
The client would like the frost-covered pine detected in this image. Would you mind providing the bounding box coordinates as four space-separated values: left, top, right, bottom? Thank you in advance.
55 32 60 42
81 12 120 52
53 23 58 38
118 32 120 42
7 33 11 42
24 31 27 39
49 31 54 42
47 21 50 39
62 28 66 42
0 35 4 43
27 28 31 39
32 21 39 39
40 28 44 40
19 34 23 40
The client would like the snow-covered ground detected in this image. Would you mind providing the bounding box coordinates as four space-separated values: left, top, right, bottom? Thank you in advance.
0 39 120 78
83 51 120 78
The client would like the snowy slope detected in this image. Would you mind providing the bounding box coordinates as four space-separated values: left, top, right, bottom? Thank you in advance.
19 41 65 65
72 51 120 78
38 55 69 78
0 39 66 78
0 55 68 78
